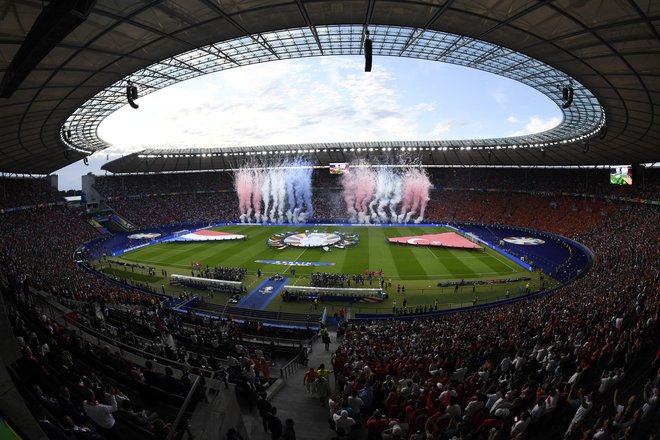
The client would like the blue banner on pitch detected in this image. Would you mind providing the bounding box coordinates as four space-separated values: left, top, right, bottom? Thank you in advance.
255 260 335 267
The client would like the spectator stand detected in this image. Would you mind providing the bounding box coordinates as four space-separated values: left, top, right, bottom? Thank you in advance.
8 292 192 440
28 288 227 394
103 307 314 361
22 287 261 439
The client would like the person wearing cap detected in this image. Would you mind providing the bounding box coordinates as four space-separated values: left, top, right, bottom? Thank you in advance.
333 410 356 437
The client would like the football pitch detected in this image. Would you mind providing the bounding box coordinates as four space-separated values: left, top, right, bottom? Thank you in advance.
102 225 551 314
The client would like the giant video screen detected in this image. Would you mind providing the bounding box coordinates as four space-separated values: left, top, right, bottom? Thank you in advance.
610 166 632 185
329 163 349 175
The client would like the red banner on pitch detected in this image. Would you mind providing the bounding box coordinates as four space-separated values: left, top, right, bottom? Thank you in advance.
387 232 481 249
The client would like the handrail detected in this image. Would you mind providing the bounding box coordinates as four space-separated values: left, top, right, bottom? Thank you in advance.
279 353 303 380
70 314 222 379
166 375 200 440
180 304 320 328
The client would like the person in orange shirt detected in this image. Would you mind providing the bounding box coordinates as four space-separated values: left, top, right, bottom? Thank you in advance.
303 368 317 394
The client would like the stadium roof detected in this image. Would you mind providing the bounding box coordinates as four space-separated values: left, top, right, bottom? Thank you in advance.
1 0 659 174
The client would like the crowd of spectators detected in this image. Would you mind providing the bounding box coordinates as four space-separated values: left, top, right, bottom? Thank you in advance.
107 192 238 228
325 202 659 440
426 167 660 199
0 207 155 306
1 169 658 439
0 176 62 209
92 168 659 228
98 307 277 384
94 172 234 198
6 295 183 440
425 191 616 237
95 167 660 200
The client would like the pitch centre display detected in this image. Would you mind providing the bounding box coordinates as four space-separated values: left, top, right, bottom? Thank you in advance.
284 232 342 247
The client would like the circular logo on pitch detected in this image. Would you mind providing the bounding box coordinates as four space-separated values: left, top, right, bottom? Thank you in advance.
503 237 545 245
268 231 359 249
284 232 342 247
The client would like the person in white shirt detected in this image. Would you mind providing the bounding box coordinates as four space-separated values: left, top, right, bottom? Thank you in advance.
598 369 623 394
333 410 355 436
462 393 486 423
445 396 462 420
452 366 467 383
82 387 120 438
512 352 526 371
529 399 546 423
438 384 457 403
485 389 503 412
565 391 592 438
641 385 659 422
347 391 364 421
510 411 530 437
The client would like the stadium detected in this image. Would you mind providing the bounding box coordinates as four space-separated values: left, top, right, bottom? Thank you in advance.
0 2 659 440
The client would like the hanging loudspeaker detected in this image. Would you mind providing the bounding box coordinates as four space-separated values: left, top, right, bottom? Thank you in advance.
127 81 139 109
364 35 372 72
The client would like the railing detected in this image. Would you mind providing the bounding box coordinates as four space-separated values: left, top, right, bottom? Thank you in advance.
280 353 304 380
106 306 315 349
180 303 321 329
75 322 222 381
30 291 225 390
16 293 204 440
166 375 200 440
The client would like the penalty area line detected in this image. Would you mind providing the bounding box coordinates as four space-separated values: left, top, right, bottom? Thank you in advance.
485 248 520 273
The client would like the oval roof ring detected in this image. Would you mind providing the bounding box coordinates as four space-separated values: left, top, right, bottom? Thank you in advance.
60 24 605 155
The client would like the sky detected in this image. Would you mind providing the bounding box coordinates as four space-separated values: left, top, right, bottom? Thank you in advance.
55 56 562 190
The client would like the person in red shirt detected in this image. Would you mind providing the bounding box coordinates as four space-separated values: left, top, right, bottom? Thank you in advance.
366 410 389 440
303 368 317 394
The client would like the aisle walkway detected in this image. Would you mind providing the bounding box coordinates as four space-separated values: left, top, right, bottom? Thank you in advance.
243 330 349 440
237 277 290 309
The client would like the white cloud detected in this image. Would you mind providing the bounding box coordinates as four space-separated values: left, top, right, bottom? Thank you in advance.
410 102 436 112
492 90 506 106
509 116 561 136
98 57 422 151
96 58 562 153
430 119 462 137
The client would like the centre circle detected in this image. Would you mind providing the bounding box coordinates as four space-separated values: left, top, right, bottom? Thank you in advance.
283 232 342 247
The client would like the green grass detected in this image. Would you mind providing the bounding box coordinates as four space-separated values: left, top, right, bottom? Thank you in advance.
100 225 554 314
100 267 164 283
